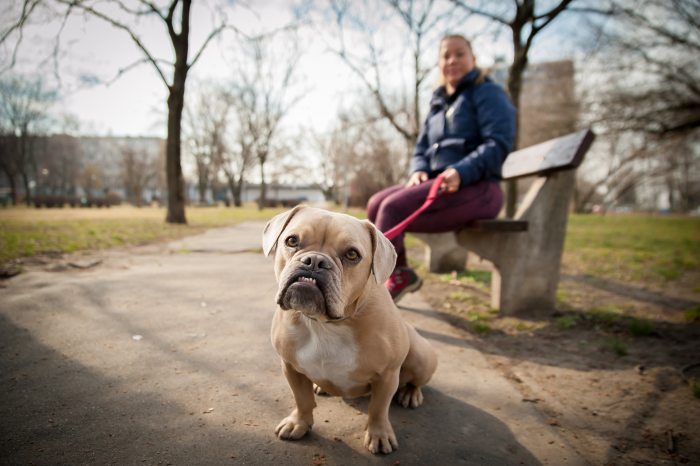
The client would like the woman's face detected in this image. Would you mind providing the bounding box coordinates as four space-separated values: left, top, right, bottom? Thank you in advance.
439 38 475 90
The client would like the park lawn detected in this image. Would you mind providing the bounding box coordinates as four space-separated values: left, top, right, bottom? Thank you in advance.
0 204 284 264
1 206 698 289
564 213 700 284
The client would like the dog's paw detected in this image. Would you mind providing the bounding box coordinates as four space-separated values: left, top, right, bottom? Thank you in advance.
313 383 330 396
274 415 312 440
396 384 424 408
364 427 398 454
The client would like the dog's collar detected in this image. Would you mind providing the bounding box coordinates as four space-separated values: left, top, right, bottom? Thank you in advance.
302 313 351 324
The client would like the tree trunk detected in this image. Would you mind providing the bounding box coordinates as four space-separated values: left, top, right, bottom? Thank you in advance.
257 160 267 210
166 86 187 222
505 30 528 219
234 173 243 207
197 169 208 204
164 0 191 224
2 169 18 205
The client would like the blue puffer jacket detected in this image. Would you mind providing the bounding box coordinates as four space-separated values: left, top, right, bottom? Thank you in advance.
410 68 516 188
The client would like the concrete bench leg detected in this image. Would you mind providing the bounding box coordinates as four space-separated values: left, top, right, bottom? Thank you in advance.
459 170 577 314
413 232 467 273
489 248 558 312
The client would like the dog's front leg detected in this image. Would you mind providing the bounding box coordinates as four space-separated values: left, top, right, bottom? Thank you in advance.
364 370 400 454
275 360 316 440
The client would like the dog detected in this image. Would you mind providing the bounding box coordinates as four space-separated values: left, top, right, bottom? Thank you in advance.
262 205 438 454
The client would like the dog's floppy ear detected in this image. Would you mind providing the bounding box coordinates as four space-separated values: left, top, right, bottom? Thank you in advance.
364 220 397 283
262 205 305 256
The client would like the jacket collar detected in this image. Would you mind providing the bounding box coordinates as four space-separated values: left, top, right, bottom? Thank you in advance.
431 68 482 107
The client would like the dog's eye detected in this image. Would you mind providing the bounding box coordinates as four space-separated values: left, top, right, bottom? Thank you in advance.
285 235 299 248
345 249 360 261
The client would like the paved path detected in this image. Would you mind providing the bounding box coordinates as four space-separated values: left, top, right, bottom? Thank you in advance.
0 222 586 465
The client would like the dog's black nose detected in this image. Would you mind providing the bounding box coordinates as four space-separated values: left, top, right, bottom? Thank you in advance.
300 253 332 271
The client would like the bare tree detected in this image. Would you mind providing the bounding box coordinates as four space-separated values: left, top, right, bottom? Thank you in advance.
228 33 301 209
183 85 222 204
221 116 254 207
35 134 82 197
591 0 699 137
311 108 366 207
313 96 409 207
120 145 159 206
186 84 256 208
79 160 105 199
326 0 469 170
0 75 56 205
1 0 230 223
0 133 20 204
577 0 700 212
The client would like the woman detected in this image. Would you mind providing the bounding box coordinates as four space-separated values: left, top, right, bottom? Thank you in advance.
367 34 516 302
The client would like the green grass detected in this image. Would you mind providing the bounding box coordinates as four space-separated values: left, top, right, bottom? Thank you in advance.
555 314 580 329
685 305 700 322
588 305 624 324
629 319 654 337
605 337 628 356
0 204 284 264
691 378 700 399
437 269 491 289
564 214 700 283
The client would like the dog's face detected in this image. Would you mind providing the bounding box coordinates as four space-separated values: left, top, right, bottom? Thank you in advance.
262 206 396 321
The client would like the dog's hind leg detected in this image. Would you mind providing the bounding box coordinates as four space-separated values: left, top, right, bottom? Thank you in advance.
396 324 438 408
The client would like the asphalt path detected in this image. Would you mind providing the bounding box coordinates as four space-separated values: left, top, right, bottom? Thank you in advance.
0 222 586 465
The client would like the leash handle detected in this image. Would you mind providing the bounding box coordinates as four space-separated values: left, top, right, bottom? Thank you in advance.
383 174 445 241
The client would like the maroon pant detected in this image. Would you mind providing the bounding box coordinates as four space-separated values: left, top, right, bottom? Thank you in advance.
367 180 503 268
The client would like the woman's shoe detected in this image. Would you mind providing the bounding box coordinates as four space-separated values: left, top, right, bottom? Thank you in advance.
385 267 423 303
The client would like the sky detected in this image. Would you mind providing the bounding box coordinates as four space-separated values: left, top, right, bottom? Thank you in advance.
2 0 588 138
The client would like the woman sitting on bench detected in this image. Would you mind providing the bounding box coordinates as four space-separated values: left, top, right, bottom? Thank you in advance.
367 34 516 303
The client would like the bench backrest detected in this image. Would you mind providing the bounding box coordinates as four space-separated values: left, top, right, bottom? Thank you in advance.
501 129 595 180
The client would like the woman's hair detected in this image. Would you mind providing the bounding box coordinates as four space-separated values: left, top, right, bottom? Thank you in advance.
437 34 486 87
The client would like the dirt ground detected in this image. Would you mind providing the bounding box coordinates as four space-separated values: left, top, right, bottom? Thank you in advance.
408 243 700 466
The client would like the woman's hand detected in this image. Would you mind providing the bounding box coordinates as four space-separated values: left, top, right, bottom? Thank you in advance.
406 171 428 187
440 168 461 193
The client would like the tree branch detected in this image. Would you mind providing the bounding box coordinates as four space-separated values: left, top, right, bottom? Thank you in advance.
188 23 226 69
57 0 170 87
449 0 510 25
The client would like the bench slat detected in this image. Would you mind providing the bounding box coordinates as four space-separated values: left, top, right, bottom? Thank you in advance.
501 129 595 180
466 219 528 232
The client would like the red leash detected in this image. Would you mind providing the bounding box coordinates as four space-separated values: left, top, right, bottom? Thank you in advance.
383 174 445 241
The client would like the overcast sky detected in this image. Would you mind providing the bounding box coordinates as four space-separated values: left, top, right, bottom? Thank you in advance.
3 0 587 138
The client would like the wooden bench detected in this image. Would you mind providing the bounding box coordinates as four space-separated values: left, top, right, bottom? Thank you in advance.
414 129 595 314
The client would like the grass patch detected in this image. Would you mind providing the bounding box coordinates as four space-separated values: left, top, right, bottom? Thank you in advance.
555 290 569 304
0 204 284 264
629 318 654 337
685 305 700 322
690 378 700 399
460 309 496 334
471 321 492 333
605 337 628 356
555 314 579 329
447 291 480 304
588 305 624 324
438 269 491 290
564 214 700 284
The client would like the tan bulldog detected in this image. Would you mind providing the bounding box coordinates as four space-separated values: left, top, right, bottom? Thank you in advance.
262 206 438 454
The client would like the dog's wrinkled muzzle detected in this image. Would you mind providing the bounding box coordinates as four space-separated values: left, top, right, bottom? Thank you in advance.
276 252 341 318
